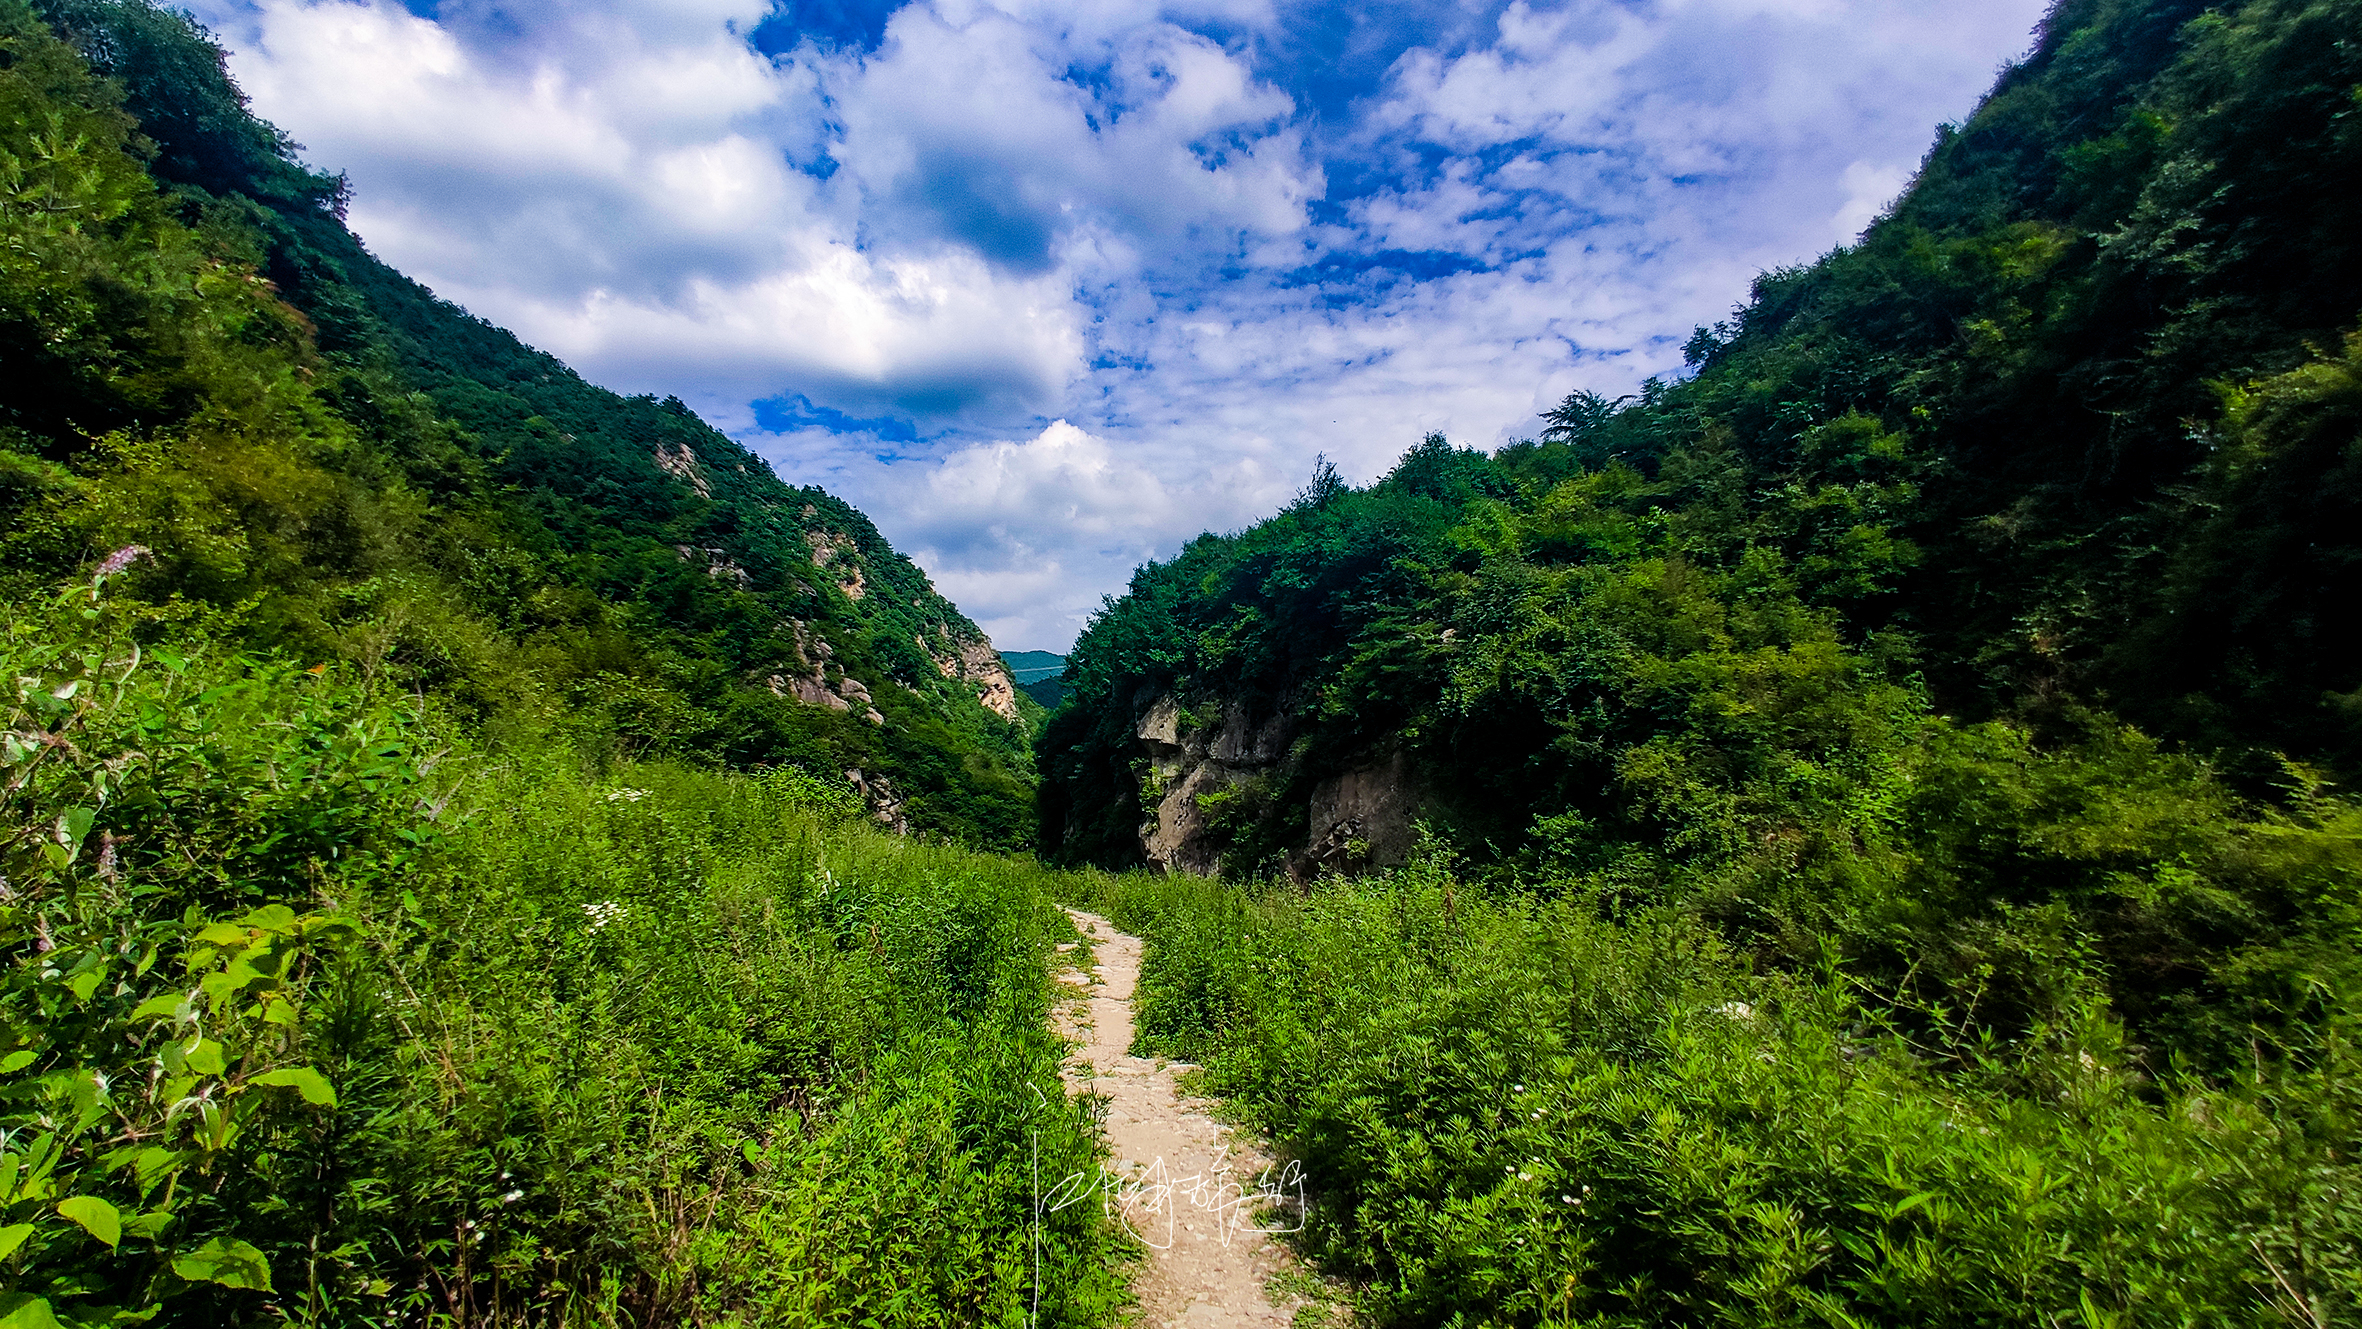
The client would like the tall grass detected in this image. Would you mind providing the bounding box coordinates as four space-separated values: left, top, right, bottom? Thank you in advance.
1 586 1126 1327
1064 860 2362 1327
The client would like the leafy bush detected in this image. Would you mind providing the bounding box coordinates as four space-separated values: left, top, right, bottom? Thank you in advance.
0 574 1123 1326
1076 855 2362 1327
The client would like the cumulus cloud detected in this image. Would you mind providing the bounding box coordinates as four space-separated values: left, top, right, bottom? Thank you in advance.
192 0 2047 649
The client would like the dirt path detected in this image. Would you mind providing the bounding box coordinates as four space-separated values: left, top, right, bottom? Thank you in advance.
1054 908 1311 1328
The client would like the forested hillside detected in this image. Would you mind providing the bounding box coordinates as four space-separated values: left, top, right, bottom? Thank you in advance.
1033 0 2362 1321
1044 0 2360 881
2 0 1033 848
0 4 1110 1323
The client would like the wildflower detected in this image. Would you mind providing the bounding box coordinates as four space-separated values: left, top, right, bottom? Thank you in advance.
583 900 626 932
93 545 149 580
499 1189 523 1204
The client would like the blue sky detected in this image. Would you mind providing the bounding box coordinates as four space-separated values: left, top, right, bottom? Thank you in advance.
189 0 2047 651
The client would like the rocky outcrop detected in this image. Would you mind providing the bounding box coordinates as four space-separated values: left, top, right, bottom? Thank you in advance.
1303 752 1419 877
805 529 866 601
915 626 1023 722
959 639 1021 722
844 768 908 835
762 620 884 724
675 544 752 589
1130 694 1291 876
1126 691 1423 879
652 441 712 499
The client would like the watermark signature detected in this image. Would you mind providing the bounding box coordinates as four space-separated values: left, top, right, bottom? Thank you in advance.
1049 1144 1306 1249
1026 1085 1307 1326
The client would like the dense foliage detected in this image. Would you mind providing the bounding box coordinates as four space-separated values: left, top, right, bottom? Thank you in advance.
0 0 1034 847
1039 0 2362 1319
0 5 1123 1323
0 578 1121 1327
1047 0 2362 867
1069 844 2362 1327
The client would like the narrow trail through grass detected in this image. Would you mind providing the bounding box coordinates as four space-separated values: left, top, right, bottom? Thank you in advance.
1054 909 1310 1328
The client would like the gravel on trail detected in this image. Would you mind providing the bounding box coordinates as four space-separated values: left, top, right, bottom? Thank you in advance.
1054 908 1314 1329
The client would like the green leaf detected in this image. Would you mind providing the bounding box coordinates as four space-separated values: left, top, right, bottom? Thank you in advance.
172 1236 274 1291
181 1040 225 1077
66 966 105 1003
238 905 297 934
58 808 94 851
120 1209 173 1240
58 1195 120 1248
0 1224 33 1260
0 1051 34 1075
0 1293 62 1329
128 994 185 1022
251 1067 336 1108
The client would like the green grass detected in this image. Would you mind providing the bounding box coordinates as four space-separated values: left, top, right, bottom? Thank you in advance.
0 585 1129 1327
1062 860 2362 1327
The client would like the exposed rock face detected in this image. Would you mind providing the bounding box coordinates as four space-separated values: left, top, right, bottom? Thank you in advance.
762 619 884 724
675 544 752 589
914 626 1023 722
1130 694 1292 877
1303 752 1419 877
959 639 1021 722
845 768 908 835
804 529 866 600
652 441 712 498
1127 691 1422 879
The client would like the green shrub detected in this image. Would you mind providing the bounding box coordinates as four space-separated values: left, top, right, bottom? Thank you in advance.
0 575 1124 1326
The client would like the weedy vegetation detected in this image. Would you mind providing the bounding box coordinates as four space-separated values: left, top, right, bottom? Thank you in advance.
0 577 1123 1326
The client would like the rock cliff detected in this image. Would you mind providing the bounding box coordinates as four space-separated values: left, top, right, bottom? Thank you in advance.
1122 690 1422 879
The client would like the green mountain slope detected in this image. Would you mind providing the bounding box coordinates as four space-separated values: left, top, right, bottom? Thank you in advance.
1036 7 2362 1313
3 0 1032 846
1045 0 2361 875
1042 0 2361 1068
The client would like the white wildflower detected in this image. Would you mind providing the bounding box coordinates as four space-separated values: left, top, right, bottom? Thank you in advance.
583 900 626 932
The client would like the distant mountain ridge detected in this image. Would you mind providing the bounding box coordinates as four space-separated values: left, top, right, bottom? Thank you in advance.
1002 651 1070 710
1000 651 1068 683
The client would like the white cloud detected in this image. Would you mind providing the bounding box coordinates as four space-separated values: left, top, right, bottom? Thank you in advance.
772 419 1280 648
195 0 2047 649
